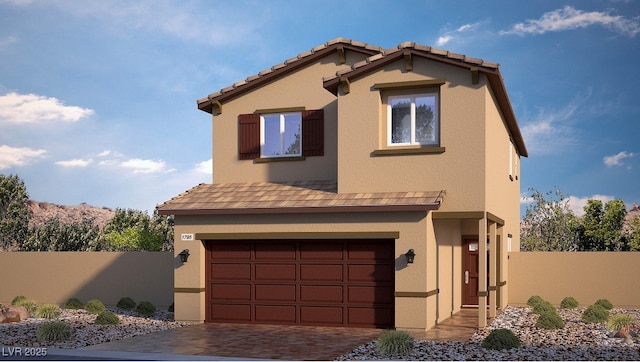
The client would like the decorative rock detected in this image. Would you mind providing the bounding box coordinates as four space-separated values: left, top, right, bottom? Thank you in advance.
1 310 21 323
614 330 632 339
7 305 29 321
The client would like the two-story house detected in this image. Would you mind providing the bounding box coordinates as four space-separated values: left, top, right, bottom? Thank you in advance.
157 38 527 332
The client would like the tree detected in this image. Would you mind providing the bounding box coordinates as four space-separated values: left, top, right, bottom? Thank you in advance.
625 216 640 251
577 199 627 251
22 217 101 251
0 174 30 250
520 188 579 251
102 208 173 251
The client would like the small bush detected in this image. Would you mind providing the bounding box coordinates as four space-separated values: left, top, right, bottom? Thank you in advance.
11 296 27 305
64 298 84 310
535 311 565 329
582 304 609 323
135 301 156 317
168 302 174 313
532 301 556 315
481 328 521 350
527 295 544 307
35 304 61 319
37 322 72 342
95 311 120 325
116 297 136 310
14 298 38 315
595 299 613 311
375 330 414 357
607 314 637 331
85 299 106 314
560 297 579 309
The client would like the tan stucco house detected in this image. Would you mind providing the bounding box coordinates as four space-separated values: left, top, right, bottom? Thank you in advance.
157 38 527 331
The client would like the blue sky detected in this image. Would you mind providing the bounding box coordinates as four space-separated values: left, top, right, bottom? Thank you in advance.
1 0 639 217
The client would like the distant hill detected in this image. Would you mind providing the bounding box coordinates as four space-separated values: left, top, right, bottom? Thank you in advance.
27 200 116 229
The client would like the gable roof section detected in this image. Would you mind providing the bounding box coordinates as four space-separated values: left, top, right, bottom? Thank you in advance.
322 41 528 157
197 38 384 114
156 180 444 215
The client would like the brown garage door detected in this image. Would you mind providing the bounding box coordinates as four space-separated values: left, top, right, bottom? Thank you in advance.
205 239 394 328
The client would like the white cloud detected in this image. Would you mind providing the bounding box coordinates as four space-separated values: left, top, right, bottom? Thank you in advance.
436 23 481 46
0 92 94 124
193 159 212 175
120 158 169 174
0 144 46 169
55 158 92 168
0 35 18 49
501 6 640 37
96 150 111 157
566 195 616 217
603 151 635 167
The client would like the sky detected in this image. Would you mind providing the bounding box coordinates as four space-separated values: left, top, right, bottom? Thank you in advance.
0 0 639 217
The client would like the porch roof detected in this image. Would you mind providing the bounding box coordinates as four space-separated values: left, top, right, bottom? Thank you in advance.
156 180 445 215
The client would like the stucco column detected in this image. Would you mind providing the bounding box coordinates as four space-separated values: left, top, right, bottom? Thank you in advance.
489 222 497 318
478 217 487 328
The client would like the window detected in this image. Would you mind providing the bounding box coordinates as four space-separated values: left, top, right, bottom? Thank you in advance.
238 109 324 160
261 112 301 158
388 93 439 146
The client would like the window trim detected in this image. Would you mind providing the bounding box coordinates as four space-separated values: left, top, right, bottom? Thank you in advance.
259 112 303 159
386 92 439 147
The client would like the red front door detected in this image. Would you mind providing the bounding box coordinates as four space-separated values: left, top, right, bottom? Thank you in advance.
462 239 489 306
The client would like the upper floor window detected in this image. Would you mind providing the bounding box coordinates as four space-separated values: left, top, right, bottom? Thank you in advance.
261 112 301 158
388 93 439 146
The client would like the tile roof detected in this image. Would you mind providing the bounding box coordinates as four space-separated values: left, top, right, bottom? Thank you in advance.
156 180 445 215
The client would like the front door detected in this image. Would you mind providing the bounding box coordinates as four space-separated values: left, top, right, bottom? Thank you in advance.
462 239 489 306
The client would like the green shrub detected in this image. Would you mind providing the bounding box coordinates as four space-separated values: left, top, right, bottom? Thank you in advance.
582 304 609 323
527 295 544 307
37 321 72 342
560 297 579 309
84 299 105 314
64 298 84 310
95 311 120 325
375 330 414 357
11 295 27 305
168 302 174 313
116 297 136 310
481 328 521 350
595 299 613 311
135 301 156 317
607 314 637 331
532 301 556 315
535 311 565 329
14 298 38 315
35 304 61 319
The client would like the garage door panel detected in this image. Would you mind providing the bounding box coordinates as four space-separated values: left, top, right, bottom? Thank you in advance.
211 263 251 280
255 305 296 323
300 285 343 303
255 241 296 260
348 264 394 282
300 242 343 260
347 285 394 304
255 284 296 302
211 284 251 301
210 242 251 260
300 264 343 282
301 306 344 325
255 264 296 281
348 242 395 260
348 307 394 327
211 304 251 322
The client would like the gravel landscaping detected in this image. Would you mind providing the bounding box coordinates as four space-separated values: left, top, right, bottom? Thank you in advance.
337 306 640 360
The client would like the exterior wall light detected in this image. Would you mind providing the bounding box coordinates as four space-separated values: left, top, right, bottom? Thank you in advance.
405 249 415 264
178 249 190 263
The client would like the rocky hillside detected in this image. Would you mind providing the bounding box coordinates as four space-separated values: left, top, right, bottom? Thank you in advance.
27 200 115 229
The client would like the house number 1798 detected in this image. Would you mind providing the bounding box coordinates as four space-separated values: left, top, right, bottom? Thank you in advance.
181 234 194 241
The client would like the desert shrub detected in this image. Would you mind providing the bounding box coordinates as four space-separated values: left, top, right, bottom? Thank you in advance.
168 302 174 313
582 304 609 323
375 330 414 357
64 298 84 309
535 311 565 329
84 299 105 314
11 295 27 305
37 321 72 342
95 311 120 325
14 298 38 315
135 301 156 317
607 314 637 331
527 295 544 307
560 297 579 309
35 304 61 319
595 299 613 311
532 300 556 315
116 297 136 310
481 328 521 350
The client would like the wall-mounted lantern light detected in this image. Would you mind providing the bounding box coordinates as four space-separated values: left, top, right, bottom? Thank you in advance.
178 249 190 263
405 249 415 264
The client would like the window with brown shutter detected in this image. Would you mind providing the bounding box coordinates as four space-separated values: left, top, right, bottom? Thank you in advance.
238 109 324 160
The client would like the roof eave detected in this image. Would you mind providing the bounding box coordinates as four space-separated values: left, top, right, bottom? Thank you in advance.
156 203 441 216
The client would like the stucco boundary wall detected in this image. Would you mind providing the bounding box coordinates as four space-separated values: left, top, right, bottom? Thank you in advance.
509 252 640 308
0 252 174 308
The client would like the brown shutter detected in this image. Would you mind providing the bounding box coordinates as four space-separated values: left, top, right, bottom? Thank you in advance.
238 113 260 160
302 109 324 157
